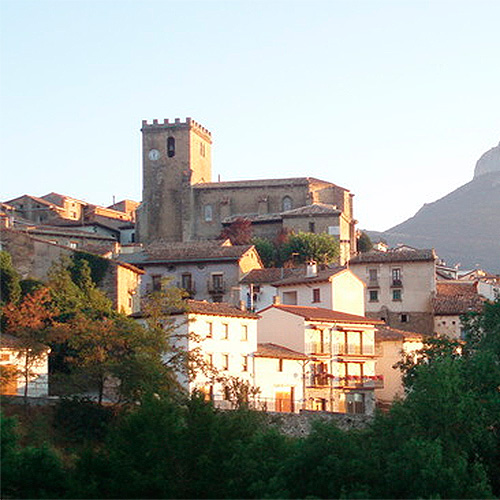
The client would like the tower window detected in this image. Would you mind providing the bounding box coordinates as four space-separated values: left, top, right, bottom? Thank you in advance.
204 204 213 222
167 137 175 157
282 196 293 212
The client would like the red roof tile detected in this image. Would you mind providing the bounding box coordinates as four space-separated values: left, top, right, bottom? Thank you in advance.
255 342 308 360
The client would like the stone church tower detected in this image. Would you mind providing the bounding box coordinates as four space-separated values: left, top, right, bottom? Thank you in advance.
137 118 212 243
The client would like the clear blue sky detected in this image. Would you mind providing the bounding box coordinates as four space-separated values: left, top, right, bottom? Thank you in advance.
1 0 499 231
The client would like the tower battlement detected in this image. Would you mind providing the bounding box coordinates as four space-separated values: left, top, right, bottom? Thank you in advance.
141 117 212 139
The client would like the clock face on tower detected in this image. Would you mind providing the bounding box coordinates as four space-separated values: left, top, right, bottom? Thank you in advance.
148 149 160 161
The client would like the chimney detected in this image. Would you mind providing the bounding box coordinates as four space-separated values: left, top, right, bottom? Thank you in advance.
273 295 281 305
306 260 318 278
239 300 247 312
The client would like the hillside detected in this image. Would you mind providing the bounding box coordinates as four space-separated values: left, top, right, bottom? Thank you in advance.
368 142 500 272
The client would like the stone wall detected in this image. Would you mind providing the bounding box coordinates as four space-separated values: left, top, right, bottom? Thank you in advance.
265 410 372 437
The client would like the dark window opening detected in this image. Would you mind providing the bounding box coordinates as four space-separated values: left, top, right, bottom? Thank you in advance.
167 136 175 157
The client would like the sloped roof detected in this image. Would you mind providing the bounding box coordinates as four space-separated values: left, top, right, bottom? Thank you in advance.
5 194 57 208
194 177 347 191
255 342 308 360
349 248 436 264
281 203 341 217
272 266 347 287
185 300 259 319
433 281 485 315
375 325 424 342
240 267 301 285
121 241 257 265
261 304 384 325
0 333 49 351
222 213 282 224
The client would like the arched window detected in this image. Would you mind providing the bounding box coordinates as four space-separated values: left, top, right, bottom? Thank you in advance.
167 136 175 157
282 196 293 212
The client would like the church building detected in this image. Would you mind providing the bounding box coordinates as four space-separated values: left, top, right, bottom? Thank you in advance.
137 117 357 263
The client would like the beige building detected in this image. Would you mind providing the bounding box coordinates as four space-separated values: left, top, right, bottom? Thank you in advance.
258 304 384 415
0 228 143 315
119 239 262 305
349 247 437 334
374 325 424 407
432 281 485 339
136 118 357 261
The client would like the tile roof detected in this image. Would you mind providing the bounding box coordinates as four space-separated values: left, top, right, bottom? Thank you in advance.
272 266 347 286
0 333 49 350
5 194 57 208
240 267 301 285
262 304 384 325
281 203 341 217
255 342 308 360
120 241 258 265
375 325 425 342
194 177 346 191
433 281 485 315
184 300 259 319
222 213 283 224
349 248 436 264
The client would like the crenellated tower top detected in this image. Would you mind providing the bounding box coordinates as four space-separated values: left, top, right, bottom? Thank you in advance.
141 117 212 142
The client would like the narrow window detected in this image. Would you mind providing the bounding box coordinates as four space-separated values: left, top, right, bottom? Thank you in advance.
181 273 193 292
309 221 316 233
204 204 213 222
282 196 293 212
151 274 162 292
222 323 229 340
241 324 248 341
167 136 175 157
278 359 284 372
222 354 229 370
392 268 402 286
401 314 408 323
206 322 213 338
312 288 321 303
242 355 248 372
369 290 378 302
392 289 402 301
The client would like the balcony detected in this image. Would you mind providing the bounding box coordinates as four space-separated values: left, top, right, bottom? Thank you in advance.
336 375 384 389
333 344 375 356
306 342 332 355
308 373 334 387
207 278 226 294
391 279 403 288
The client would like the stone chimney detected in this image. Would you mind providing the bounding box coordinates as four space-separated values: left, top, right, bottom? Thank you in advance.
273 295 281 305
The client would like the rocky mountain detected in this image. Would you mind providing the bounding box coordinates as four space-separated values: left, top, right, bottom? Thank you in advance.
368 142 500 273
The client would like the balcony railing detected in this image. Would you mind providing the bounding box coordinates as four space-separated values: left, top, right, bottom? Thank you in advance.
308 374 334 387
306 342 332 355
391 279 403 287
336 375 384 389
333 344 375 356
207 279 226 294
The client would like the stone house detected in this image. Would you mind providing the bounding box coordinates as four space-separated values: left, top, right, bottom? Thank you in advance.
258 304 384 415
374 325 424 407
432 281 485 339
349 246 437 334
136 118 357 261
119 240 262 305
0 334 50 398
0 228 143 315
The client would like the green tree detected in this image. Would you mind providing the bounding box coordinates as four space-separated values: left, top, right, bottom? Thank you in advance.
357 231 373 253
0 250 21 306
251 237 276 268
282 231 340 265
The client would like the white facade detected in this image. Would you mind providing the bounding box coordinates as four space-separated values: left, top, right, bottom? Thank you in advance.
258 305 381 414
0 340 50 398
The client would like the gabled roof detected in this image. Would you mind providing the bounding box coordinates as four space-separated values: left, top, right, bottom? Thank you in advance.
260 304 384 325
349 248 436 264
240 267 301 285
5 194 57 208
375 325 424 342
433 281 485 315
120 241 259 265
184 300 259 319
281 203 341 217
255 342 308 360
272 266 348 287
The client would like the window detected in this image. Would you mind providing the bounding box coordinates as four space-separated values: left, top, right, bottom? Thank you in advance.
222 323 229 340
369 290 379 302
241 324 248 341
401 314 408 323
210 273 224 292
392 268 402 286
181 273 193 291
204 204 213 222
206 353 213 366
312 288 321 303
368 268 378 284
392 289 402 301
222 354 229 370
200 142 206 157
206 322 213 338
242 355 248 372
309 221 316 233
167 136 175 157
151 274 162 292
282 196 293 212
282 291 297 305
68 241 78 249
346 393 365 414
278 358 284 372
